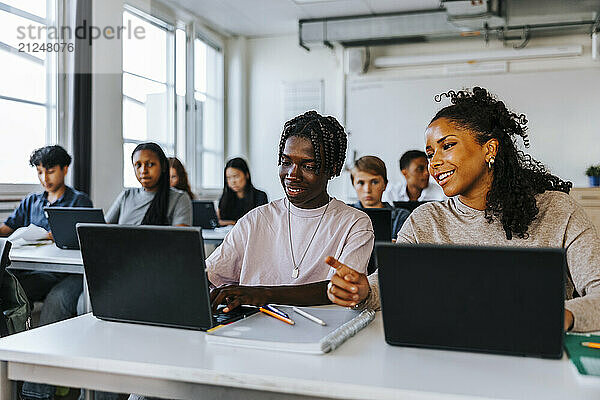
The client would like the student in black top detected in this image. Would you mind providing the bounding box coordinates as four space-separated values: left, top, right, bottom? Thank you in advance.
217 157 268 226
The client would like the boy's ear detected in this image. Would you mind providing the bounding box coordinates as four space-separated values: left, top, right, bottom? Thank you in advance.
62 165 69 175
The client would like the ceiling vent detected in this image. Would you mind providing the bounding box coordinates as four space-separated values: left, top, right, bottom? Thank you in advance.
443 0 504 30
298 0 599 50
299 3 505 49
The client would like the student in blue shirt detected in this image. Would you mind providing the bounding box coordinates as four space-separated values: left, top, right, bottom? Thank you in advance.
0 145 92 236
3 145 93 400
0 145 92 304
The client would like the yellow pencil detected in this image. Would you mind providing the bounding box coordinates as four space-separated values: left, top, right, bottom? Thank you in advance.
581 342 600 349
259 307 295 325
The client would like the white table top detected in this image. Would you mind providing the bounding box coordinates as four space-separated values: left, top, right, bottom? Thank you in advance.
201 228 229 240
9 243 83 265
8 228 227 266
0 313 598 400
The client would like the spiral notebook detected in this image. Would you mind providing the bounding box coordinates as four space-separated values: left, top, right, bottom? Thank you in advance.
206 306 375 354
564 332 600 378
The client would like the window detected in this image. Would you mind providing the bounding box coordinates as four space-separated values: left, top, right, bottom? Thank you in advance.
0 0 57 185
121 5 225 192
122 7 174 187
193 37 224 190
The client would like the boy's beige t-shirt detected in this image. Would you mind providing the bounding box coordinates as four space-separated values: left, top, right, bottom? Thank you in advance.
207 198 374 287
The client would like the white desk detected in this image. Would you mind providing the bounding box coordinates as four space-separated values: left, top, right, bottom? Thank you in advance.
0 313 599 400
8 244 84 274
7 227 227 272
201 228 228 245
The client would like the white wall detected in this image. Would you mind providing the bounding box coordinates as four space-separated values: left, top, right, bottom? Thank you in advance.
347 34 600 190
246 35 347 202
246 33 600 202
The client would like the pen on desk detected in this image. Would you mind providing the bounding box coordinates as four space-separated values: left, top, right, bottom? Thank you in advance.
264 304 289 319
259 307 295 325
581 342 600 349
292 307 326 326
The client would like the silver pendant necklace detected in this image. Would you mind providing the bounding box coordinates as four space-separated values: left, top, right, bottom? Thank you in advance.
287 198 330 279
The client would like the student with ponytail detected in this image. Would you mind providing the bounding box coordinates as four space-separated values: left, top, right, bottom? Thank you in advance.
106 143 192 226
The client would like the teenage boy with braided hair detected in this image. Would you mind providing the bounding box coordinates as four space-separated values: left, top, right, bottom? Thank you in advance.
209 111 374 312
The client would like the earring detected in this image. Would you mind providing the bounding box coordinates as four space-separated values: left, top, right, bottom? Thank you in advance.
488 157 495 169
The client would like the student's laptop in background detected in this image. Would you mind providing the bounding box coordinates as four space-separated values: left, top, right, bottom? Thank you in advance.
376 243 565 359
45 207 105 249
192 200 219 229
359 208 392 275
392 201 432 213
77 224 256 331
362 208 392 242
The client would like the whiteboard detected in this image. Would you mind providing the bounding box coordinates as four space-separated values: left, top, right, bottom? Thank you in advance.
346 68 600 188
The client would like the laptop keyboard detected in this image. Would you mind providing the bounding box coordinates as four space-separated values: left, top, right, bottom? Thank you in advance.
213 306 258 325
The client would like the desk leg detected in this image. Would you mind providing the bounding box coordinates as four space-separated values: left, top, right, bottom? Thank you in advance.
82 274 92 400
0 361 11 400
83 272 91 313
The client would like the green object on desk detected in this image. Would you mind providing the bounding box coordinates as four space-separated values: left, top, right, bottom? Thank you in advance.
564 332 600 376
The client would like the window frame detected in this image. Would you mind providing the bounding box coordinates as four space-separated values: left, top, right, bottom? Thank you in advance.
0 0 62 192
121 4 176 188
120 1 226 195
188 29 225 195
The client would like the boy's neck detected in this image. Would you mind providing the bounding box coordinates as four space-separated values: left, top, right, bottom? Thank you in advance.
406 184 422 201
362 201 385 209
47 185 67 204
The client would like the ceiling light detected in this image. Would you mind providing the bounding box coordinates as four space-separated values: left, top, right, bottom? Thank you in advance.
373 45 583 68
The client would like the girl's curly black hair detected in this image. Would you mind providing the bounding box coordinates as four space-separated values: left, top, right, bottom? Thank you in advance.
431 87 572 240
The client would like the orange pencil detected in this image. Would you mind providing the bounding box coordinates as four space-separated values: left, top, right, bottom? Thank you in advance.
259 307 295 325
581 342 600 349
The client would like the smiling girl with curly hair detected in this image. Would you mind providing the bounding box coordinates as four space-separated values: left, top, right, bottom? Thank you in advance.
327 87 600 333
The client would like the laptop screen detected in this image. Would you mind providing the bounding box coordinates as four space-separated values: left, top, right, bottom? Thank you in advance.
77 224 214 330
376 243 565 358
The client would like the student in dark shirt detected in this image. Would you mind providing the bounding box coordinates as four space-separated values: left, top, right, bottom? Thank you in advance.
217 157 268 226
350 156 409 240
6 146 93 400
0 146 92 236
0 145 92 303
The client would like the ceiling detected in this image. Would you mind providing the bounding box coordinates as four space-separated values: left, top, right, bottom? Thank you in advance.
163 0 443 37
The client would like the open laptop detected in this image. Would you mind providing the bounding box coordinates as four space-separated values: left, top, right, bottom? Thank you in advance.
376 243 565 359
362 208 392 242
192 200 219 229
77 224 256 330
45 207 105 249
